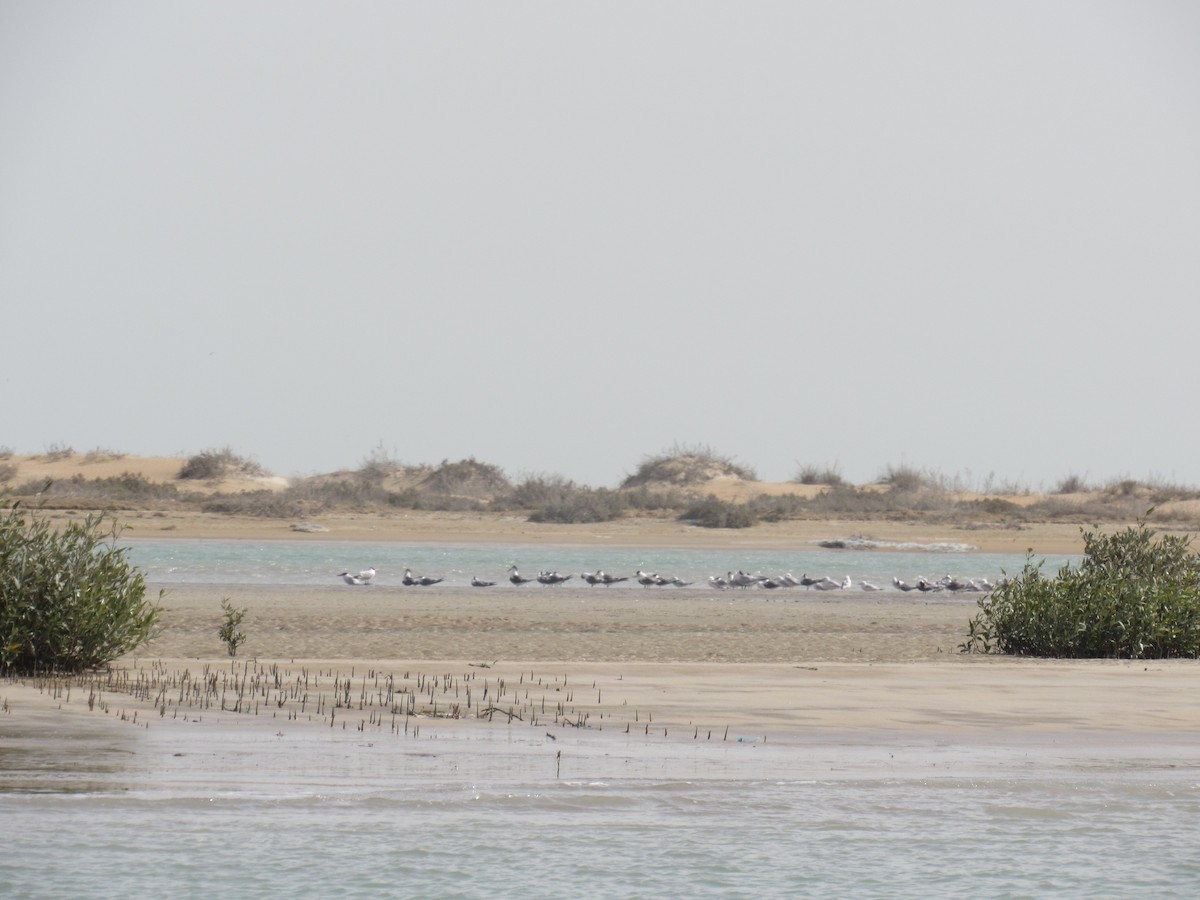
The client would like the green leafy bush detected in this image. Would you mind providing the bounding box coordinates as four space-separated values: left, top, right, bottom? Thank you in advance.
962 520 1200 658
0 505 161 673
218 598 248 657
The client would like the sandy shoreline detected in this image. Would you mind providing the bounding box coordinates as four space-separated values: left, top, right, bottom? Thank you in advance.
131 584 1200 734
106 508 1091 555
5 582 1199 751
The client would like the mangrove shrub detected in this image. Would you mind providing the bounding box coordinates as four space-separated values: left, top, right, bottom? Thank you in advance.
0 505 161 673
962 520 1200 658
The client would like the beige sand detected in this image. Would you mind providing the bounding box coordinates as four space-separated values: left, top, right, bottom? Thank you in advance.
129 584 1199 734
96 508 1086 555
5 583 1197 751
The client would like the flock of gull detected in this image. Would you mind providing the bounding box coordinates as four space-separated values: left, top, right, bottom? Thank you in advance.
337 566 1003 593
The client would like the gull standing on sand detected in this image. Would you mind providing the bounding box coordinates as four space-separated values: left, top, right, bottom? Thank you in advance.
729 571 761 589
338 571 366 585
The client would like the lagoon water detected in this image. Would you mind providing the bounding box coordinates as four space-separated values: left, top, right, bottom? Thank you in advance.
4 540 1199 898
122 538 1072 591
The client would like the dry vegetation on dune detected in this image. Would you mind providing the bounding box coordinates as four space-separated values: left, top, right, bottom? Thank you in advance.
621 443 758 487
2 444 1199 531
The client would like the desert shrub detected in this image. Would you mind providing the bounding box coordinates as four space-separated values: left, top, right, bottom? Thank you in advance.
31 473 179 502
958 497 1025 517
289 473 394 511
972 472 1031 495
414 458 512 510
1143 478 1200 504
41 443 74 462
803 484 894 516
747 493 808 522
9 478 53 497
0 505 161 673
426 457 508 490
622 443 757 488
82 448 127 463
876 463 944 493
357 443 404 481
201 491 304 518
384 487 422 508
1028 492 1150 524
793 463 844 486
1098 477 1200 506
180 447 264 480
503 474 576 510
1105 478 1142 498
528 487 626 524
0 462 15 484
1022 478 1200 526
500 475 625 523
681 495 758 529
622 485 691 512
1055 474 1090 494
0 447 13 460
962 520 1200 658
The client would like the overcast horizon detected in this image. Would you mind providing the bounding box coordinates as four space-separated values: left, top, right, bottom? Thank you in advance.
3 2 1198 491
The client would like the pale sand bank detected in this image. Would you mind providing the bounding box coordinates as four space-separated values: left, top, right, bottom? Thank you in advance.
109 508 1089 555
5 583 1198 754
127 584 1199 735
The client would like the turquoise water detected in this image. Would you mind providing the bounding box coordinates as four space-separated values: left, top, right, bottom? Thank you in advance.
124 539 1073 591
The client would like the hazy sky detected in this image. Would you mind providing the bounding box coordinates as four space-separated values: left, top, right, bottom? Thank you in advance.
3 2 1198 489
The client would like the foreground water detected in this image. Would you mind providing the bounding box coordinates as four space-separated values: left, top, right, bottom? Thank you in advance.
3 714 1198 899
4 539 1199 898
